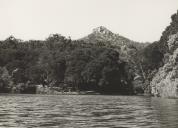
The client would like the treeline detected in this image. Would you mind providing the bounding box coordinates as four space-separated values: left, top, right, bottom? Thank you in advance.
0 34 134 94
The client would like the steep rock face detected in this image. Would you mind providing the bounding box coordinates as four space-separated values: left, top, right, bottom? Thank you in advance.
151 33 178 97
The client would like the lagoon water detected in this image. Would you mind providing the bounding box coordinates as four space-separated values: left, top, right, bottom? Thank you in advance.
0 94 178 128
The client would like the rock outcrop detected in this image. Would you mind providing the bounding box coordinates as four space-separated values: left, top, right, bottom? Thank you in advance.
151 33 178 98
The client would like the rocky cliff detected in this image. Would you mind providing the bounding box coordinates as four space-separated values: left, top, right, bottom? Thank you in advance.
151 33 178 97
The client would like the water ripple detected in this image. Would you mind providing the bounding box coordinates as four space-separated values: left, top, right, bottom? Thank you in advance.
0 94 178 128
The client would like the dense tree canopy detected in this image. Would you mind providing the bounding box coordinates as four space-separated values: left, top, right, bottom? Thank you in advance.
0 34 134 94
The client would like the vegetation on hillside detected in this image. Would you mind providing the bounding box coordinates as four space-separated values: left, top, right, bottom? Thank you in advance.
0 33 137 94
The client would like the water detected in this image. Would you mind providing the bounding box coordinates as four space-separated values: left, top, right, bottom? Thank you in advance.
0 94 178 128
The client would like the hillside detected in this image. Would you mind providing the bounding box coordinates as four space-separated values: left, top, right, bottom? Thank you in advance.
0 33 135 94
0 25 149 95
81 26 149 65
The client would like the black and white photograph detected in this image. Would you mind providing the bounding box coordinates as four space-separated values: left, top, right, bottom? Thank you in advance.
0 0 178 127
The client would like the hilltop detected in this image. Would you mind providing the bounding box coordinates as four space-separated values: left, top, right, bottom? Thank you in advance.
81 26 148 49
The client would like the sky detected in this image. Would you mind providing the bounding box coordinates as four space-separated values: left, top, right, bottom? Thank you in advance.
0 0 177 42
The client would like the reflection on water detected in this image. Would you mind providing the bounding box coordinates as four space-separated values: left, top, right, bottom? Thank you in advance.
0 94 177 128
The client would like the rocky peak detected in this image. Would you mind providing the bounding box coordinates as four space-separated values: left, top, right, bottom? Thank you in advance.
80 26 144 49
93 26 113 35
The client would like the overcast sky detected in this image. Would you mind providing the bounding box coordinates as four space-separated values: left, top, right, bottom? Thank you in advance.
0 0 177 42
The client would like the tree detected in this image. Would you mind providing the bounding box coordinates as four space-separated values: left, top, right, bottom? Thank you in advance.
0 67 12 93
